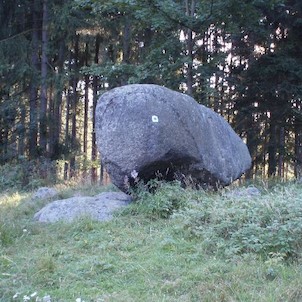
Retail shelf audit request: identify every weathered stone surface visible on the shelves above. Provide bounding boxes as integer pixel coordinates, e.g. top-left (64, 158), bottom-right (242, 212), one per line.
top-left (33, 187), bottom-right (58, 199)
top-left (34, 192), bottom-right (132, 223)
top-left (95, 84), bottom-right (251, 192)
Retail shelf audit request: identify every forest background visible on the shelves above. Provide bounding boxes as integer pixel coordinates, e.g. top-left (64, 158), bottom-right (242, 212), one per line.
top-left (0, 0), bottom-right (301, 188)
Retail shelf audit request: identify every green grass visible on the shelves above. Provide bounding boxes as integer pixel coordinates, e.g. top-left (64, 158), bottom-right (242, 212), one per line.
top-left (1, 181), bottom-right (302, 301)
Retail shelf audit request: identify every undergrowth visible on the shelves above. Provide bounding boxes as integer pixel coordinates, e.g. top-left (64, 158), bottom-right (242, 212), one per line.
top-left (122, 180), bottom-right (189, 219)
top-left (0, 159), bottom-right (57, 192)
top-left (0, 180), bottom-right (302, 301)
top-left (174, 183), bottom-right (302, 260)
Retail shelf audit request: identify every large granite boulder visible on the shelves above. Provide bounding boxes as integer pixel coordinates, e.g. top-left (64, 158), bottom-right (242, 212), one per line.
top-left (95, 84), bottom-right (251, 192)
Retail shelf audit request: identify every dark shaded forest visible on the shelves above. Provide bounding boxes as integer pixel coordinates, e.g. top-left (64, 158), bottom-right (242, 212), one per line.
top-left (0, 0), bottom-right (301, 185)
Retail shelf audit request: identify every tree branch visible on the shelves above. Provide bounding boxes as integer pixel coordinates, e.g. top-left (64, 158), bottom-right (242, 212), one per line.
top-left (146, 0), bottom-right (214, 33)
top-left (0, 29), bottom-right (39, 43)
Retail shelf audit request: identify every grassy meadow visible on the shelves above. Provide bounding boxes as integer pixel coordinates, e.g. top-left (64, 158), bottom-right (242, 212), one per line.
top-left (1, 180), bottom-right (302, 301)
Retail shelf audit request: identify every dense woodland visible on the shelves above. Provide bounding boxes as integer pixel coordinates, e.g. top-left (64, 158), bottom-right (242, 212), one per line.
top-left (0, 0), bottom-right (301, 184)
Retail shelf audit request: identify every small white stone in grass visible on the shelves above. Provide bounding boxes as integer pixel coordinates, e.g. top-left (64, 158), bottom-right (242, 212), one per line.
top-left (31, 292), bottom-right (37, 297)
top-left (23, 295), bottom-right (30, 301)
top-left (13, 293), bottom-right (19, 299)
top-left (42, 295), bottom-right (51, 302)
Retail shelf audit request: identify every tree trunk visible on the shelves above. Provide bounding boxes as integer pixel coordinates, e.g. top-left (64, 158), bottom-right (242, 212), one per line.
top-left (123, 16), bottom-right (131, 64)
top-left (278, 126), bottom-right (285, 178)
top-left (295, 122), bottom-right (302, 179)
top-left (40, 0), bottom-right (49, 155)
top-left (70, 34), bottom-right (80, 178)
top-left (121, 15), bottom-right (131, 85)
top-left (268, 117), bottom-right (277, 177)
top-left (140, 28), bottom-right (153, 63)
top-left (51, 39), bottom-right (65, 160)
top-left (18, 103), bottom-right (26, 156)
top-left (184, 0), bottom-right (195, 96)
top-left (263, 132), bottom-right (268, 178)
top-left (245, 124), bottom-right (255, 180)
top-left (0, 112), bottom-right (2, 161)
top-left (48, 82), bottom-right (54, 156)
top-left (83, 42), bottom-right (89, 179)
top-left (64, 51), bottom-right (73, 180)
top-left (29, 0), bottom-right (39, 159)
top-left (64, 86), bottom-right (71, 180)
top-left (3, 127), bottom-right (8, 159)
top-left (91, 35), bottom-right (101, 183)
top-left (0, 91), bottom-right (11, 160)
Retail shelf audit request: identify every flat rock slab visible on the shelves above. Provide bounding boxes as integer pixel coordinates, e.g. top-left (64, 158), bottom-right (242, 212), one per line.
top-left (34, 192), bottom-right (132, 223)
top-left (224, 186), bottom-right (261, 199)
top-left (33, 187), bottom-right (58, 199)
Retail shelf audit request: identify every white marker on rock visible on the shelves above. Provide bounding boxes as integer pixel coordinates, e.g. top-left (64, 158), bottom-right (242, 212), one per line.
top-left (152, 115), bottom-right (159, 123)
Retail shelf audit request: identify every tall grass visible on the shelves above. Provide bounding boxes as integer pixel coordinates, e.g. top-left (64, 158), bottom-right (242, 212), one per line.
top-left (0, 180), bottom-right (302, 301)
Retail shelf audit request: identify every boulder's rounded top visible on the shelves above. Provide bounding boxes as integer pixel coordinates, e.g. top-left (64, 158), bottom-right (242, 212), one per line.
top-left (98, 84), bottom-right (194, 104)
top-left (104, 84), bottom-right (172, 94)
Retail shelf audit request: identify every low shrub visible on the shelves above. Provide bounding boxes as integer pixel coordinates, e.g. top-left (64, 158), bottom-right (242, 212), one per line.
top-left (0, 158), bottom-right (56, 191)
top-left (175, 183), bottom-right (302, 260)
top-left (123, 180), bottom-right (190, 219)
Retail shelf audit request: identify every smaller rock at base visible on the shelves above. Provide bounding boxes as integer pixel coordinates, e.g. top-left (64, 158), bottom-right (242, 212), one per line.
top-left (34, 191), bottom-right (132, 223)
top-left (224, 186), bottom-right (261, 199)
top-left (33, 187), bottom-right (58, 199)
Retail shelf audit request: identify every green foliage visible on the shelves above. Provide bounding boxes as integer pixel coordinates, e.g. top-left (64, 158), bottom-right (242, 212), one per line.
top-left (0, 159), bottom-right (57, 191)
top-left (0, 222), bottom-right (17, 247)
top-left (1, 182), bottom-right (302, 301)
top-left (175, 183), bottom-right (302, 259)
top-left (1, 0), bottom-right (302, 181)
top-left (122, 180), bottom-right (189, 219)
top-left (81, 62), bottom-right (137, 86)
